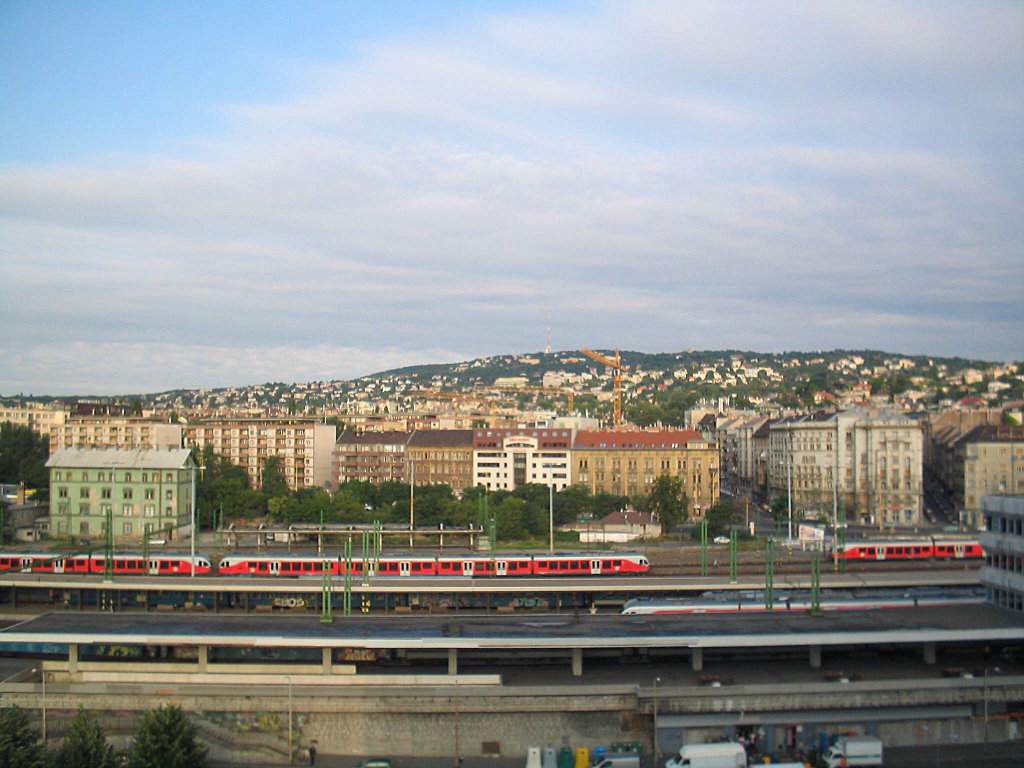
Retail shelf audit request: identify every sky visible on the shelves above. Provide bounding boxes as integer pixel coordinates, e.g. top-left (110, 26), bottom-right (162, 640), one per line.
top-left (1, 1), bottom-right (1022, 396)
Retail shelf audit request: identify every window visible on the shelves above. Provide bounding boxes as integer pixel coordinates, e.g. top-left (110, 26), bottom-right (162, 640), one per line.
top-left (145, 489), bottom-right (155, 500)
top-left (80, 488), bottom-right (90, 498)
top-left (123, 488), bottom-right (133, 499)
top-left (101, 488), bottom-right (111, 499)
top-left (58, 487), bottom-right (68, 498)
top-left (144, 505), bottom-right (155, 517)
top-left (125, 473), bottom-right (132, 482)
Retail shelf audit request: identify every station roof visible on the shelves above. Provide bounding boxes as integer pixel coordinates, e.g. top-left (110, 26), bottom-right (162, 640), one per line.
top-left (2, 604), bottom-right (1022, 651)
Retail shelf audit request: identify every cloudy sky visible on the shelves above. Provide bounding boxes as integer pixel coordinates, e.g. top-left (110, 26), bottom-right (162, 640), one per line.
top-left (1, 1), bottom-right (1022, 396)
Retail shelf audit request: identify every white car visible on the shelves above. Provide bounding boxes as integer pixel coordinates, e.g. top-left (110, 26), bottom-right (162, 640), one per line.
top-left (713, 535), bottom-right (731, 544)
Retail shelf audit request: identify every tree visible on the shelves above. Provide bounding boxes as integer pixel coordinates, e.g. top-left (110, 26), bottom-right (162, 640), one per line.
top-left (0, 422), bottom-right (49, 498)
top-left (260, 457), bottom-right (289, 499)
top-left (126, 705), bottom-right (207, 768)
top-left (51, 708), bottom-right (118, 768)
top-left (642, 475), bottom-right (689, 534)
top-left (0, 706), bottom-right (45, 768)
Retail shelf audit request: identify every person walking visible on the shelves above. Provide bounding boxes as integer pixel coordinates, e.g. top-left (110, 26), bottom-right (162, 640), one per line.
top-left (308, 744), bottom-right (317, 766)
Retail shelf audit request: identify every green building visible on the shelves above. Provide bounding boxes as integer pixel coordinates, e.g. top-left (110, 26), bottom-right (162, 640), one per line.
top-left (46, 447), bottom-right (195, 544)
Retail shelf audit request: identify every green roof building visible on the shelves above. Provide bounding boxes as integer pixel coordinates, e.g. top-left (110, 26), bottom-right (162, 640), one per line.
top-left (46, 447), bottom-right (196, 544)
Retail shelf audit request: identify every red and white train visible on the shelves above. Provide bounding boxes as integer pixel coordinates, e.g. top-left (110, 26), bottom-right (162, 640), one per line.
top-left (0, 551), bottom-right (649, 578)
top-left (830, 537), bottom-right (982, 562)
top-left (216, 552), bottom-right (650, 577)
top-left (0, 552), bottom-right (213, 576)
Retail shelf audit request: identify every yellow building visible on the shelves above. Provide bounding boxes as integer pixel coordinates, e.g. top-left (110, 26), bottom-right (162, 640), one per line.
top-left (572, 429), bottom-right (720, 519)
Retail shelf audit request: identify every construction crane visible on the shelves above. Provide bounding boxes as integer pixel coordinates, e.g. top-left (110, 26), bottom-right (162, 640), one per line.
top-left (580, 348), bottom-right (624, 427)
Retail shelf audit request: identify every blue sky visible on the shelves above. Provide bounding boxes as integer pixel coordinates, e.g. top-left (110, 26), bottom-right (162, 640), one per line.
top-left (1, 1), bottom-right (1022, 395)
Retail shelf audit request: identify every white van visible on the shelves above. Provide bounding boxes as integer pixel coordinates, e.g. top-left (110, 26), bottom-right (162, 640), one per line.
top-left (665, 742), bottom-right (746, 768)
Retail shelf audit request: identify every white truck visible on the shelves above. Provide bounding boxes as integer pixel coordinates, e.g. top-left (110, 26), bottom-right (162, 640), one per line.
top-left (822, 735), bottom-right (884, 767)
top-left (664, 742), bottom-right (746, 768)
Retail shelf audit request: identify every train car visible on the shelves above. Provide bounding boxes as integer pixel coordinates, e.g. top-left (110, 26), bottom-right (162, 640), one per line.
top-left (529, 553), bottom-right (650, 576)
top-left (216, 551), bottom-right (650, 577)
top-left (0, 551), bottom-right (213, 576)
top-left (621, 588), bottom-right (985, 615)
top-left (831, 537), bottom-right (982, 562)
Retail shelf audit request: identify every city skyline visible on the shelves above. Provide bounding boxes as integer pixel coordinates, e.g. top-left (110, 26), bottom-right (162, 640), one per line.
top-left (2, 1), bottom-right (1022, 396)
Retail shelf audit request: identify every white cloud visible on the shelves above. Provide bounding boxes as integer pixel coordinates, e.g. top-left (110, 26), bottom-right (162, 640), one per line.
top-left (1, 1), bottom-right (1022, 394)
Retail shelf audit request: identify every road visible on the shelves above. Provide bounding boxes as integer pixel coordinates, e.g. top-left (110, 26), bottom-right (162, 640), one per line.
top-left (212, 742), bottom-right (1024, 768)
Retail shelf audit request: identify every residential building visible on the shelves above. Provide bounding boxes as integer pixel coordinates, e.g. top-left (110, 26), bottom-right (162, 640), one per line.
top-left (577, 507), bottom-right (662, 544)
top-left (185, 418), bottom-right (335, 492)
top-left (46, 447), bottom-right (195, 543)
top-left (50, 416), bottom-right (183, 453)
top-left (405, 430), bottom-right (474, 492)
top-left (768, 408), bottom-right (924, 528)
top-left (0, 402), bottom-right (69, 435)
top-left (572, 429), bottom-right (719, 519)
top-left (980, 495), bottom-right (1024, 613)
top-left (334, 431), bottom-right (410, 486)
top-left (473, 427), bottom-right (574, 493)
top-left (954, 426), bottom-right (1024, 528)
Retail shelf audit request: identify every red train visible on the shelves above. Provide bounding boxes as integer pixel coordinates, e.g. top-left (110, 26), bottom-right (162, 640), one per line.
top-left (830, 537), bottom-right (983, 562)
top-left (217, 552), bottom-right (651, 577)
top-left (0, 551), bottom-right (649, 578)
top-left (0, 552), bottom-right (213, 576)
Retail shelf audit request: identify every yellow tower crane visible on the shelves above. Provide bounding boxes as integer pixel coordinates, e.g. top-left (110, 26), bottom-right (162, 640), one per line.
top-left (580, 347), bottom-right (624, 428)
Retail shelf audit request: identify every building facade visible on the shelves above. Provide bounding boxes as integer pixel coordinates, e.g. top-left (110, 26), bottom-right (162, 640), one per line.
top-left (768, 408), bottom-right (924, 528)
top-left (333, 431), bottom-right (411, 486)
top-left (405, 430), bottom-right (474, 492)
top-left (955, 426), bottom-right (1024, 528)
top-left (0, 403), bottom-right (69, 435)
top-left (980, 494), bottom-right (1024, 613)
top-left (572, 429), bottom-right (720, 519)
top-left (46, 447), bottom-right (195, 543)
top-left (49, 416), bottom-right (183, 453)
top-left (185, 419), bottom-right (336, 492)
top-left (472, 428), bottom-right (573, 493)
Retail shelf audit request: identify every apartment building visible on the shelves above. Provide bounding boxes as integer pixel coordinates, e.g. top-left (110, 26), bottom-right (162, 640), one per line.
top-left (980, 495), bottom-right (1024, 613)
top-left (334, 431), bottom-right (410, 486)
top-left (185, 418), bottom-right (335, 492)
top-left (473, 427), bottom-right (573, 493)
top-left (46, 447), bottom-right (195, 543)
top-left (406, 430), bottom-right (474, 492)
top-left (49, 416), bottom-right (183, 453)
top-left (768, 408), bottom-right (924, 527)
top-left (572, 429), bottom-right (720, 519)
top-left (954, 425), bottom-right (1024, 528)
top-left (0, 403), bottom-right (69, 435)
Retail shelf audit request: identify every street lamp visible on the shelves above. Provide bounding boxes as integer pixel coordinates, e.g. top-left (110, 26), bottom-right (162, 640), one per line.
top-left (652, 677), bottom-right (661, 762)
top-left (31, 666), bottom-right (46, 745)
top-left (543, 463), bottom-right (557, 552)
top-left (190, 463), bottom-right (197, 578)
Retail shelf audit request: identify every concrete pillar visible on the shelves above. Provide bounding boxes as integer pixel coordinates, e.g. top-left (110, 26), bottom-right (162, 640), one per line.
top-left (322, 647), bottom-right (332, 674)
top-left (691, 648), bottom-right (703, 673)
top-left (572, 648), bottom-right (583, 677)
top-left (809, 645), bottom-right (822, 669)
top-left (448, 648), bottom-right (458, 676)
top-left (924, 642), bottom-right (936, 665)
top-left (197, 645), bottom-right (208, 673)
top-left (69, 644), bottom-right (78, 674)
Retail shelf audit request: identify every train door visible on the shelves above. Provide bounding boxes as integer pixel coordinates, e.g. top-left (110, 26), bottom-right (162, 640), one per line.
top-left (148, 558), bottom-right (160, 575)
top-left (462, 560), bottom-right (474, 577)
top-left (270, 561), bottom-right (281, 576)
top-left (876, 547), bottom-right (886, 561)
top-left (495, 560), bottom-right (507, 576)
top-left (399, 561), bottom-right (411, 577)
top-left (53, 558), bottom-right (64, 574)
top-left (590, 559), bottom-right (602, 575)
top-left (954, 543), bottom-right (965, 559)
top-left (20, 557), bottom-right (32, 572)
